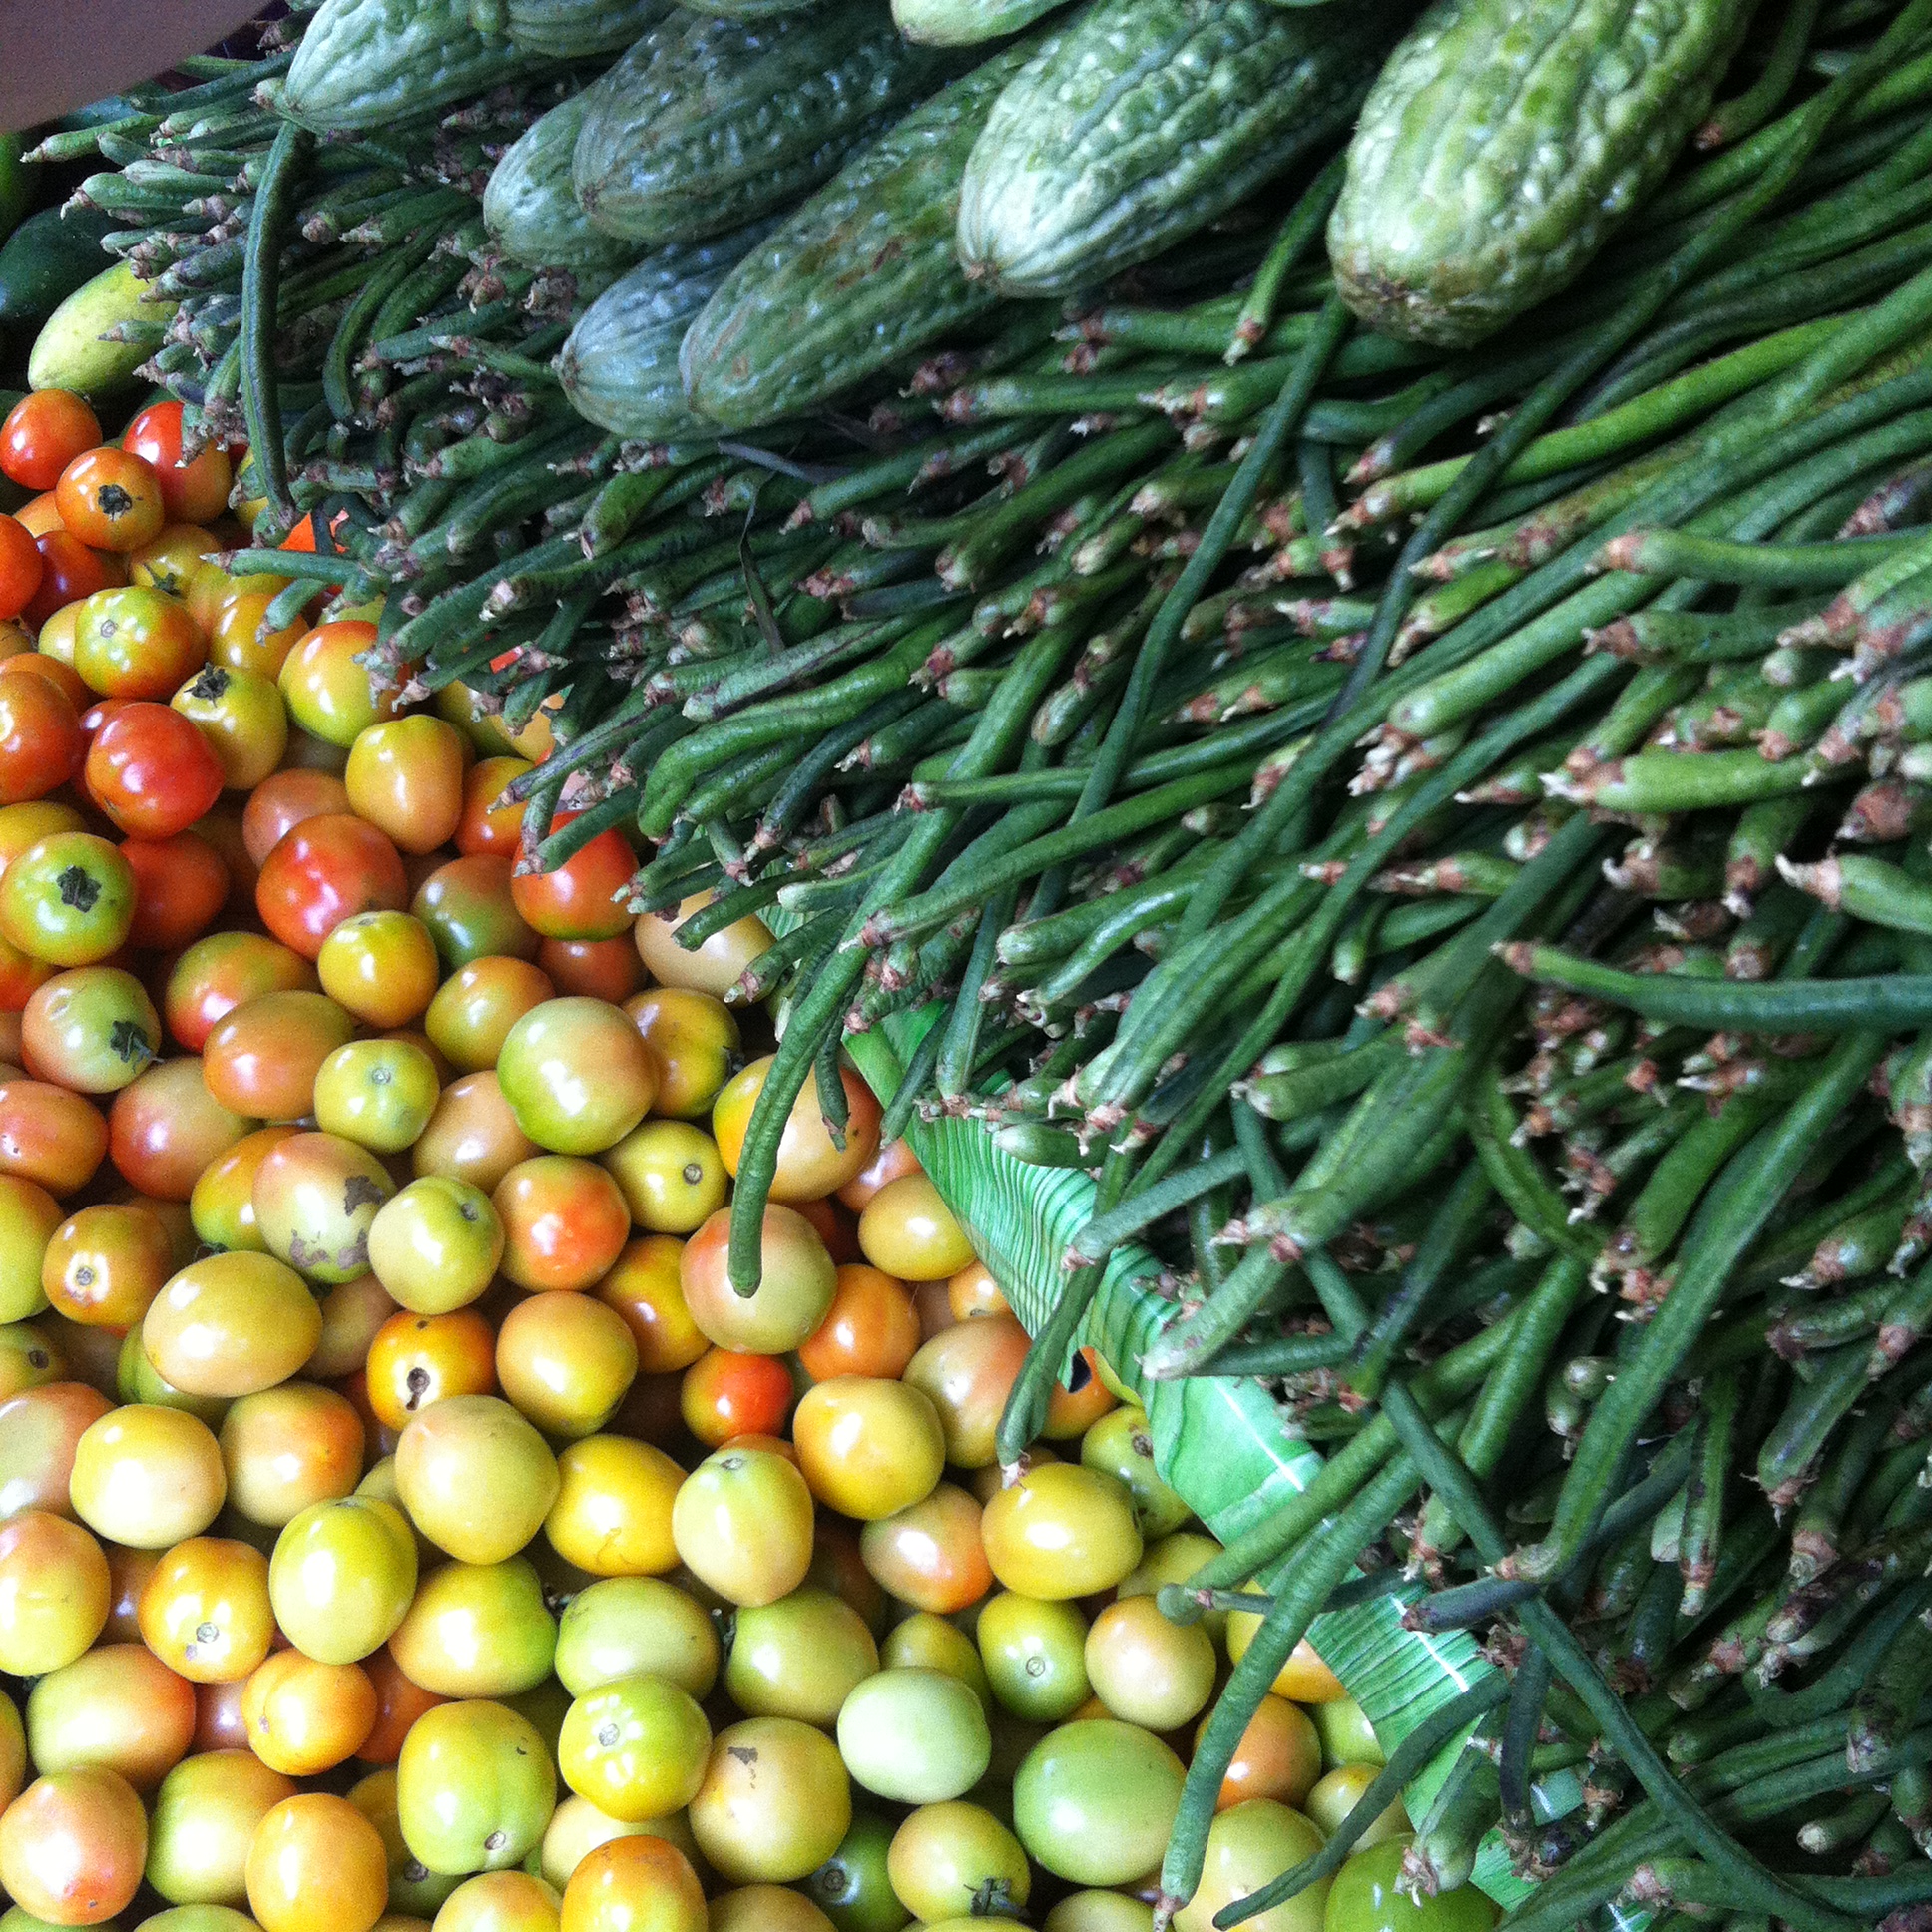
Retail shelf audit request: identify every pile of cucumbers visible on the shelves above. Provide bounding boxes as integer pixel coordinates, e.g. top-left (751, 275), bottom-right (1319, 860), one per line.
top-left (44, 0), bottom-right (1932, 1924)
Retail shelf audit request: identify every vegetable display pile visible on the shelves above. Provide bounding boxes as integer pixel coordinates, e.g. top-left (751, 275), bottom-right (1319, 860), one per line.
top-left (17, 0), bottom-right (1932, 1925)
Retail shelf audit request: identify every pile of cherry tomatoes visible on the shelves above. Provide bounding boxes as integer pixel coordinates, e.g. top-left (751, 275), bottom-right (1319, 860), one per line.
top-left (0, 385), bottom-right (1486, 1932)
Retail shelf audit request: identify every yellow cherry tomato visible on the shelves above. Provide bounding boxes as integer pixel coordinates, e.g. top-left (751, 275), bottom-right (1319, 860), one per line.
top-left (856, 1176), bottom-right (974, 1282)
top-left (980, 1465), bottom-right (1142, 1601)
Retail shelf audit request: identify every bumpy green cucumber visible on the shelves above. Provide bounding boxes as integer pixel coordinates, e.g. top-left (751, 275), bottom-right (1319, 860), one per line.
top-left (505, 0), bottom-right (671, 55)
top-left (557, 229), bottom-right (771, 439)
top-left (892, 0), bottom-right (1065, 39)
top-left (955, 0), bottom-right (1402, 298)
top-left (571, 6), bottom-right (950, 247)
top-left (484, 96), bottom-right (638, 275)
top-left (1328, 0), bottom-right (1759, 346)
top-left (680, 41), bottom-right (1038, 430)
top-left (283, 0), bottom-right (540, 130)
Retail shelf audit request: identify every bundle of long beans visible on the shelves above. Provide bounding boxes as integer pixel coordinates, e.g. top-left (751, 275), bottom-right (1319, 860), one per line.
top-left (64, 0), bottom-right (1932, 1924)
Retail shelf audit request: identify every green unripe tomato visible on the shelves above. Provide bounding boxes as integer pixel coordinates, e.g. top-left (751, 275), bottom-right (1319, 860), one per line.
top-left (1321, 1838), bottom-right (1499, 1932)
top-left (835, 1668), bottom-right (990, 1804)
top-left (724, 1587), bottom-right (878, 1727)
top-left (976, 1591), bottom-right (1089, 1723)
top-left (1079, 1405), bottom-right (1191, 1539)
top-left (388, 1556), bottom-right (557, 1698)
top-left (367, 1176), bottom-right (504, 1315)
top-left (1314, 1695), bottom-right (1385, 1770)
top-left (557, 1671), bottom-right (712, 1822)
top-left (553, 1576), bottom-right (719, 1701)
top-left (313, 1038), bottom-right (441, 1153)
top-left (800, 1812), bottom-right (908, 1932)
top-left (1306, 1764), bottom-right (1407, 1849)
top-left (1179, 1799), bottom-right (1329, 1932)
top-left (885, 1801), bottom-right (1029, 1925)
top-left (1012, 1718), bottom-right (1183, 1887)
top-left (396, 1698), bottom-right (557, 1876)
top-left (1043, 1895), bottom-right (1156, 1931)
top-left (269, 1494), bottom-right (418, 1663)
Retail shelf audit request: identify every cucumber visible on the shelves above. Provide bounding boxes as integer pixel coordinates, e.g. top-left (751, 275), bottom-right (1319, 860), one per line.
top-left (956, 0), bottom-right (1403, 298)
top-left (572, 4), bottom-right (951, 247)
top-left (484, 96), bottom-right (639, 275)
top-left (27, 259), bottom-right (177, 400)
top-left (505, 0), bottom-right (673, 56)
top-left (283, 0), bottom-right (543, 131)
top-left (0, 207), bottom-right (119, 333)
top-left (0, 137), bottom-right (36, 245)
top-left (1328, 0), bottom-right (1760, 346)
top-left (557, 228), bottom-right (772, 440)
top-left (893, 0), bottom-right (1066, 41)
top-left (681, 40), bottom-right (1037, 431)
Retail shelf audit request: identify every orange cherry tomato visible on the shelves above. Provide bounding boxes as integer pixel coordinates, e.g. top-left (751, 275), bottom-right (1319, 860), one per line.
top-left (712, 1056), bottom-right (880, 1205)
top-left (1, 392), bottom-right (103, 492)
top-left (41, 1201), bottom-right (174, 1327)
top-left (201, 988), bottom-right (356, 1121)
top-left (242, 1649), bottom-right (378, 1773)
top-left (560, 1833), bottom-right (705, 1932)
top-left (163, 931), bottom-right (317, 1053)
top-left (256, 813), bottom-right (408, 960)
top-left (14, 491), bottom-right (62, 538)
top-left (344, 716), bottom-right (469, 856)
top-left (411, 1070), bottom-right (537, 1194)
top-left (137, 1534), bottom-right (273, 1684)
top-left (0, 1766), bottom-right (148, 1924)
top-left (454, 756), bottom-right (530, 856)
top-left (245, 1792), bottom-right (389, 1932)
top-left (358, 1647), bottom-right (447, 1764)
top-left (241, 766), bottom-right (352, 867)
top-left (798, 1264), bottom-right (921, 1383)
top-left (0, 514), bottom-right (44, 623)
top-left (858, 1480), bottom-right (993, 1615)
top-left (107, 1057), bottom-right (251, 1201)
top-left (594, 1235), bottom-right (708, 1376)
top-left (122, 401), bottom-right (234, 525)
top-left (495, 1155), bottom-right (632, 1293)
top-left (316, 909), bottom-right (442, 1029)
top-left (22, 532), bottom-right (124, 633)
top-left (679, 1346), bottom-right (794, 1449)
top-left (209, 589), bottom-right (307, 682)
top-left (84, 702), bottom-right (224, 837)
top-left (55, 448), bottom-right (167, 554)
top-left (364, 1307), bottom-right (499, 1433)
top-left (0, 1079), bottom-right (109, 1194)
top-left (510, 817), bottom-right (636, 943)
top-left (121, 831), bottom-right (231, 951)
top-left (0, 665), bottom-right (83, 802)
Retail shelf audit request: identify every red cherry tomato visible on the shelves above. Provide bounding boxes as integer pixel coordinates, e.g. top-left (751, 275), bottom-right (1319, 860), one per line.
top-left (0, 515), bottom-right (44, 622)
top-left (255, 813), bottom-right (408, 960)
top-left (0, 391), bottom-right (102, 492)
top-left (22, 532), bottom-right (123, 631)
top-left (85, 703), bottom-right (225, 838)
top-left (508, 815), bottom-right (637, 942)
top-left (121, 401), bottom-right (233, 526)
top-left (121, 833), bottom-right (232, 951)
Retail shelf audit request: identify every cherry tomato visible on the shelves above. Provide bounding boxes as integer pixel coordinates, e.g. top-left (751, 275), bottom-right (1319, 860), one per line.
top-left (794, 1375), bottom-right (945, 1522)
top-left (0, 515), bottom-right (45, 625)
top-left (69, 1403), bottom-right (227, 1547)
top-left (346, 716), bottom-right (469, 855)
top-left (511, 818), bottom-right (636, 943)
top-left (721, 1585), bottom-right (876, 1729)
top-left (41, 1200), bottom-right (173, 1327)
top-left (137, 1535), bottom-right (273, 1684)
top-left (454, 756), bottom-right (531, 856)
top-left (163, 933), bottom-right (314, 1053)
top-left (310, 1272), bottom-right (399, 1380)
top-left (886, 1801), bottom-right (1027, 1925)
top-left (256, 812), bottom-right (408, 959)
top-left (553, 1575), bottom-right (719, 1702)
top-left (1, 392), bottom-right (103, 492)
top-left (0, 1765), bottom-right (148, 1924)
top-left (495, 1155), bottom-right (631, 1293)
top-left (142, 1250), bottom-right (323, 1400)
top-left (537, 935), bottom-right (643, 1005)
top-left (415, 854), bottom-right (540, 969)
top-left (395, 1393), bottom-right (560, 1566)
top-left (123, 402), bottom-right (234, 524)
top-left (1014, 1720), bottom-right (1183, 1890)
top-left (107, 1056), bottom-right (251, 1200)
top-left (497, 1293), bottom-right (639, 1440)
top-left (22, 531), bottom-right (123, 633)
top-left (0, 832), bottom-right (134, 966)
top-left (394, 1694), bottom-right (557, 1875)
top-left (0, 1081), bottom-right (109, 1196)
top-left (678, 1205), bottom-right (834, 1356)
top-left (172, 662), bottom-right (288, 791)
top-left (671, 1444), bottom-right (814, 1608)
top-left (240, 766), bottom-right (351, 866)
top-left (72, 585), bottom-right (204, 699)
top-left (129, 522), bottom-right (221, 600)
top-left (316, 908), bottom-right (442, 1028)
top-left (313, 1037), bottom-right (440, 1154)
top-left (246, 1792), bottom-right (389, 1932)
top-left (0, 1508), bottom-right (110, 1675)
top-left (14, 489), bottom-right (63, 537)
top-left (559, 1833), bottom-right (704, 1932)
top-left (857, 1176), bottom-right (974, 1282)
top-left (267, 1493), bottom-right (418, 1665)
top-left (689, 1717), bottom-right (850, 1884)
top-left (903, 1316), bottom-right (1030, 1470)
top-left (713, 1056), bottom-right (880, 1205)
top-left (279, 622), bottom-right (400, 747)
top-left (55, 447), bottom-right (166, 552)
top-left (146, 1747), bottom-right (295, 1906)
top-left (592, 1236), bottom-right (706, 1376)
top-left (364, 1306), bottom-right (498, 1433)
top-left (19, 964), bottom-right (155, 1092)
top-left (121, 831), bottom-right (231, 952)
top-left (208, 587), bottom-right (306, 682)
top-left (557, 1671), bottom-right (710, 1823)
top-left (412, 1070), bottom-right (538, 1194)
top-left (678, 1346), bottom-right (793, 1449)
top-left (242, 1648), bottom-right (378, 1773)
top-left (633, 892), bottom-right (772, 1001)
top-left (84, 701), bottom-right (224, 837)
top-left (221, 1380), bottom-right (364, 1526)
top-left (798, 1264), bottom-right (920, 1383)
top-left (367, 1175), bottom-right (504, 1316)
top-left (425, 956), bottom-right (554, 1074)
top-left (858, 1480), bottom-right (991, 1616)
